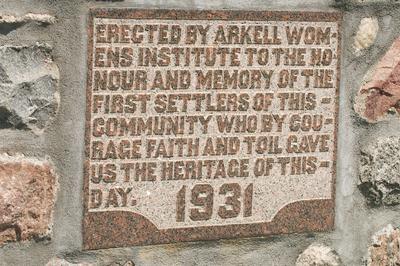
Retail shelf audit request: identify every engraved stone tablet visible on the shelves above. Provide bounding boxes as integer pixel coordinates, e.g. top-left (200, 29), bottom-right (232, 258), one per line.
top-left (83, 9), bottom-right (341, 249)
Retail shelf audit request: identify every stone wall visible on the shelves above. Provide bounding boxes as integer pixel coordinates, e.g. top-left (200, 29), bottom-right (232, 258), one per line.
top-left (1, 0), bottom-right (400, 265)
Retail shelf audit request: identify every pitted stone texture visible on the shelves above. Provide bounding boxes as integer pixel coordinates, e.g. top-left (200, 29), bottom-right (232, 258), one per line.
top-left (359, 137), bottom-right (400, 206)
top-left (0, 43), bottom-right (59, 134)
top-left (0, 154), bottom-right (58, 245)
top-left (0, 13), bottom-right (55, 35)
top-left (296, 243), bottom-right (342, 266)
top-left (354, 37), bottom-right (400, 123)
top-left (367, 224), bottom-right (400, 266)
top-left (353, 17), bottom-right (379, 55)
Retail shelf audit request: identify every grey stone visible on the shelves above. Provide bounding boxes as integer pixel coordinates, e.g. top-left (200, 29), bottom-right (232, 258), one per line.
top-left (0, 13), bottom-right (55, 35)
top-left (296, 243), bottom-right (342, 266)
top-left (367, 224), bottom-right (400, 266)
top-left (343, 0), bottom-right (400, 4)
top-left (46, 258), bottom-right (135, 266)
top-left (359, 137), bottom-right (400, 206)
top-left (108, 260), bottom-right (135, 266)
top-left (0, 43), bottom-right (59, 134)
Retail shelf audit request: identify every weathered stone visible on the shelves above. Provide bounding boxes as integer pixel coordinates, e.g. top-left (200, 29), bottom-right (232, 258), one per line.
top-left (46, 258), bottom-right (134, 266)
top-left (87, 0), bottom-right (123, 2)
top-left (83, 9), bottom-right (340, 250)
top-left (367, 224), bottom-right (400, 266)
top-left (0, 13), bottom-right (55, 34)
top-left (296, 243), bottom-right (342, 266)
top-left (354, 37), bottom-right (400, 123)
top-left (108, 260), bottom-right (135, 266)
top-left (0, 43), bottom-right (59, 133)
top-left (46, 258), bottom-right (95, 266)
top-left (339, 0), bottom-right (400, 4)
top-left (358, 136), bottom-right (400, 206)
top-left (0, 154), bottom-right (58, 245)
top-left (353, 17), bottom-right (379, 55)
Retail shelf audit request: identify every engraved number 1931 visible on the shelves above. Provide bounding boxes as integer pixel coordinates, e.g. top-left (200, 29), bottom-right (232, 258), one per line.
top-left (176, 183), bottom-right (253, 222)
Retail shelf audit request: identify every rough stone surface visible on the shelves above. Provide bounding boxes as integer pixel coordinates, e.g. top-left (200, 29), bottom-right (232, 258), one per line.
top-left (296, 243), bottom-right (342, 266)
top-left (340, 0), bottom-right (400, 4)
top-left (0, 154), bottom-right (58, 245)
top-left (353, 17), bottom-right (379, 55)
top-left (358, 136), bottom-right (400, 206)
top-left (367, 224), bottom-right (400, 266)
top-left (1, 0), bottom-right (400, 265)
top-left (354, 37), bottom-right (400, 123)
top-left (46, 258), bottom-right (134, 266)
top-left (0, 13), bottom-right (55, 34)
top-left (109, 260), bottom-right (135, 266)
top-left (46, 258), bottom-right (95, 266)
top-left (0, 43), bottom-right (59, 133)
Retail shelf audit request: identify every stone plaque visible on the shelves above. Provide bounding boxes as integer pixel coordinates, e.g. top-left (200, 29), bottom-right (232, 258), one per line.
top-left (83, 9), bottom-right (341, 249)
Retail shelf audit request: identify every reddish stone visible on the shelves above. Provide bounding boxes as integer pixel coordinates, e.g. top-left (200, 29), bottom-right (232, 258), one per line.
top-left (0, 154), bottom-right (58, 245)
top-left (368, 225), bottom-right (400, 266)
top-left (83, 8), bottom-right (340, 250)
top-left (355, 37), bottom-right (400, 122)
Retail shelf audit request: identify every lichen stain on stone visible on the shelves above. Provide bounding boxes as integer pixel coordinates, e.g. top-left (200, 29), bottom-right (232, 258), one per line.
top-left (0, 154), bottom-right (58, 246)
top-left (0, 13), bottom-right (56, 35)
top-left (354, 37), bottom-right (400, 123)
top-left (0, 43), bottom-right (60, 134)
